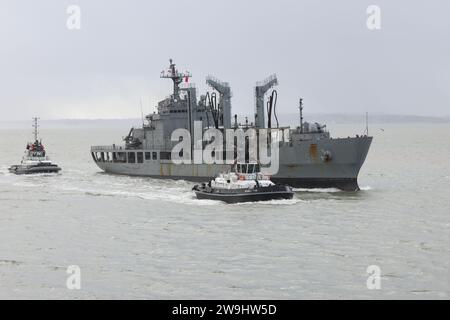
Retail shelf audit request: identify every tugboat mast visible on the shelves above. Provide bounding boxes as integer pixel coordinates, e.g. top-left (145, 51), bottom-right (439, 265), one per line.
top-left (32, 117), bottom-right (39, 141)
top-left (160, 59), bottom-right (191, 99)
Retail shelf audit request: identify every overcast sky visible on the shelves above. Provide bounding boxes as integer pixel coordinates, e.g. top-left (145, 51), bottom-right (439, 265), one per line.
top-left (1, 0), bottom-right (449, 120)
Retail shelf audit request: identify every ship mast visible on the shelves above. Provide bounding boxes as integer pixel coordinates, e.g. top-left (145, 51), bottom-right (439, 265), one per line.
top-left (365, 112), bottom-right (369, 136)
top-left (160, 59), bottom-right (191, 99)
top-left (32, 117), bottom-right (39, 142)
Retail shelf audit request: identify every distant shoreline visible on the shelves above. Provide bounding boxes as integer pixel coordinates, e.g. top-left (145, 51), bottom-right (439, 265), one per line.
top-left (1, 113), bottom-right (449, 129)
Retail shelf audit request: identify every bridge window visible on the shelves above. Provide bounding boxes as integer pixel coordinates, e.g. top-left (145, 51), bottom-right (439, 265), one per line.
top-left (152, 152), bottom-right (157, 160)
top-left (114, 152), bottom-right (126, 163)
top-left (137, 152), bottom-right (144, 163)
top-left (145, 152), bottom-right (151, 160)
top-left (237, 164), bottom-right (250, 173)
top-left (127, 152), bottom-right (136, 164)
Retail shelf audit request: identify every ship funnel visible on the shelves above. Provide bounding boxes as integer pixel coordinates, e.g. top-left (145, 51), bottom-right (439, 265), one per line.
top-left (255, 74), bottom-right (278, 129)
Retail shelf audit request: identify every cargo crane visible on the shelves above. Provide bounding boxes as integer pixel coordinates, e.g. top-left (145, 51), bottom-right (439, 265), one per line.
top-left (206, 76), bottom-right (232, 129)
top-left (254, 74), bottom-right (278, 129)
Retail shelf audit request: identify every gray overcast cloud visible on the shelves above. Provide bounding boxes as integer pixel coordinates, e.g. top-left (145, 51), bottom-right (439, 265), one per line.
top-left (0, 0), bottom-right (449, 120)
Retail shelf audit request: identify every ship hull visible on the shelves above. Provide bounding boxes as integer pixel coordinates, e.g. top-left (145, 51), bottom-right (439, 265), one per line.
top-left (270, 177), bottom-right (358, 191)
top-left (91, 136), bottom-right (372, 191)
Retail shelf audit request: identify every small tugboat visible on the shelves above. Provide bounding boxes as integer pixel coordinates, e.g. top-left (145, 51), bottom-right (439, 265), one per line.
top-left (8, 118), bottom-right (61, 175)
top-left (193, 162), bottom-right (294, 203)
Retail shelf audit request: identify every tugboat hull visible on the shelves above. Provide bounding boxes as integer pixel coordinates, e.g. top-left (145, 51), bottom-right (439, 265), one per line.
top-left (8, 165), bottom-right (61, 175)
top-left (193, 185), bottom-right (294, 204)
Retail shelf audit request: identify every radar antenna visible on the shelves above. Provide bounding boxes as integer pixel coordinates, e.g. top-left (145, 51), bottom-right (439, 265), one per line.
top-left (160, 59), bottom-right (191, 98)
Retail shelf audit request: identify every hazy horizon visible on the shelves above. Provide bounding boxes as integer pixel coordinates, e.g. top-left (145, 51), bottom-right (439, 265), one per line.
top-left (1, 0), bottom-right (450, 120)
top-left (1, 111), bottom-right (450, 121)
top-left (1, 112), bottom-right (448, 131)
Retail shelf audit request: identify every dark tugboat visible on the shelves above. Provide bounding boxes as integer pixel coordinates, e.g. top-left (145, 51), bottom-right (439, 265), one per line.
top-left (8, 118), bottom-right (61, 175)
top-left (193, 162), bottom-right (294, 203)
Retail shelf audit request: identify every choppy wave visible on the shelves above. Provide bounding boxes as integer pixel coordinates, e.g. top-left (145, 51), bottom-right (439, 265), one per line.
top-left (2, 126), bottom-right (450, 299)
top-left (293, 187), bottom-right (341, 193)
top-left (50, 178), bottom-right (208, 206)
top-left (6, 170), bottom-right (307, 206)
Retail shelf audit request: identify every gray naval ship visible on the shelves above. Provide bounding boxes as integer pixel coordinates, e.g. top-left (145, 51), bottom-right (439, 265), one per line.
top-left (91, 60), bottom-right (372, 191)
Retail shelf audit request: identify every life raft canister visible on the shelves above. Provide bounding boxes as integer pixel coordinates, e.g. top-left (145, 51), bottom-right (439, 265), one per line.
top-left (321, 150), bottom-right (332, 162)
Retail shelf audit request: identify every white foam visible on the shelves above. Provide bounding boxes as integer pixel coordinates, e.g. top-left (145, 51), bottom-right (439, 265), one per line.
top-left (231, 198), bottom-right (302, 206)
top-left (53, 181), bottom-right (210, 206)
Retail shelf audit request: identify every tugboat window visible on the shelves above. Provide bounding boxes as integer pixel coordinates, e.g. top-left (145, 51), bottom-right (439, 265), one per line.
top-left (127, 152), bottom-right (136, 163)
top-left (248, 164), bottom-right (255, 173)
top-left (152, 152), bottom-right (157, 160)
top-left (145, 152), bottom-right (151, 160)
top-left (137, 152), bottom-right (144, 163)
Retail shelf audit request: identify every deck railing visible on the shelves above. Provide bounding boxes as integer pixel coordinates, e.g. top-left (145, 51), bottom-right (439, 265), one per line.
top-left (91, 145), bottom-right (125, 151)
